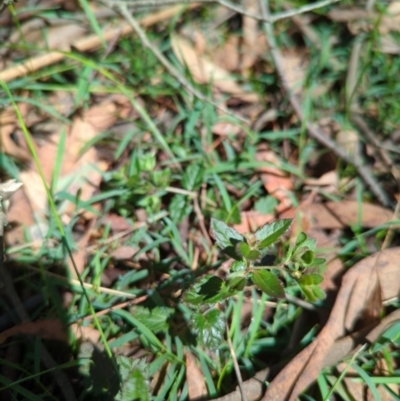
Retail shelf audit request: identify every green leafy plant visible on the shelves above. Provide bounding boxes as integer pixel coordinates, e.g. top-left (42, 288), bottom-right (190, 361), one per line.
top-left (182, 218), bottom-right (326, 349)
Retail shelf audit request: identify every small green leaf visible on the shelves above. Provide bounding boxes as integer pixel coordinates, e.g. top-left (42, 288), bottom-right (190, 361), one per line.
top-left (312, 286), bottom-right (326, 300)
top-left (191, 309), bottom-right (225, 350)
top-left (299, 274), bottom-right (324, 286)
top-left (227, 276), bottom-right (246, 292)
top-left (300, 285), bottom-right (316, 302)
top-left (246, 249), bottom-right (261, 260)
top-left (300, 250), bottom-right (315, 265)
top-left (231, 260), bottom-right (246, 273)
top-left (300, 284), bottom-right (326, 302)
top-left (311, 257), bottom-right (326, 266)
top-left (211, 218), bottom-right (245, 260)
top-left (295, 232), bottom-right (307, 246)
top-left (236, 242), bottom-right (251, 257)
top-left (252, 270), bottom-right (285, 299)
top-left (255, 219), bottom-right (292, 250)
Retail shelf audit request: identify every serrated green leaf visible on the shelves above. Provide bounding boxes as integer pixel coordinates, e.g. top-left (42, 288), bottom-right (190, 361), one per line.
top-left (295, 232), bottom-right (307, 246)
top-left (115, 357), bottom-right (150, 401)
top-left (183, 275), bottom-right (214, 305)
top-left (198, 276), bottom-right (223, 297)
top-left (255, 219), bottom-right (292, 250)
top-left (299, 274), bottom-right (324, 286)
top-left (130, 306), bottom-right (174, 333)
top-left (191, 309), bottom-right (225, 350)
top-left (210, 218), bottom-right (244, 260)
top-left (252, 270), bottom-right (285, 298)
top-left (183, 275), bottom-right (231, 305)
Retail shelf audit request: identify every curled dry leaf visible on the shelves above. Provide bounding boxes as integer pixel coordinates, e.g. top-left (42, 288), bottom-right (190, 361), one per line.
top-left (0, 179), bottom-right (23, 201)
top-left (171, 34), bottom-right (259, 103)
top-left (263, 247), bottom-right (400, 401)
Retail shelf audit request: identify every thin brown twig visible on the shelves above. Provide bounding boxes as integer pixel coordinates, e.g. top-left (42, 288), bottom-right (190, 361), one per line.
top-left (114, 0), bottom-right (340, 23)
top-left (80, 295), bottom-right (148, 321)
top-left (258, 0), bottom-right (393, 208)
top-left (226, 322), bottom-right (247, 401)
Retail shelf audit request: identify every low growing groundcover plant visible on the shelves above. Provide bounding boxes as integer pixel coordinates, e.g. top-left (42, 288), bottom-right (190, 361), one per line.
top-left (179, 217), bottom-right (326, 349)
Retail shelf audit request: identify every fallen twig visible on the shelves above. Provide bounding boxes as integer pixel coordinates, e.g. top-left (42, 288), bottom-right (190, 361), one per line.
top-left (0, 4), bottom-right (199, 82)
top-left (112, 0), bottom-right (340, 24)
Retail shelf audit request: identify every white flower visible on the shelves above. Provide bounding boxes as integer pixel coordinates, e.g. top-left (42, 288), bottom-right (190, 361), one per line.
top-left (0, 179), bottom-right (23, 201)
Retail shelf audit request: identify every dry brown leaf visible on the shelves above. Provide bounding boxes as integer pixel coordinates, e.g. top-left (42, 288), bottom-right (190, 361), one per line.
top-left (103, 213), bottom-right (134, 232)
top-left (0, 123), bottom-right (31, 161)
top-left (36, 98), bottom-right (118, 204)
top-left (299, 200), bottom-right (394, 229)
top-left (303, 171), bottom-right (338, 187)
top-left (212, 121), bottom-right (242, 136)
top-left (380, 2), bottom-right (400, 35)
top-left (6, 186), bottom-right (36, 245)
top-left (68, 220), bottom-right (94, 276)
top-left (171, 35), bottom-right (259, 103)
top-left (111, 245), bottom-right (138, 260)
top-left (0, 319), bottom-right (67, 344)
top-left (279, 49), bottom-right (308, 95)
top-left (336, 129), bottom-right (359, 156)
top-left (186, 352), bottom-right (208, 400)
top-left (19, 170), bottom-right (48, 217)
top-left (213, 36), bottom-right (241, 72)
top-left (234, 211), bottom-right (274, 235)
top-left (263, 247), bottom-right (400, 401)
top-left (70, 323), bottom-right (100, 343)
top-left (255, 147), bottom-right (293, 213)
top-left (378, 34), bottom-right (400, 54)
top-left (8, 21), bottom-right (87, 52)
